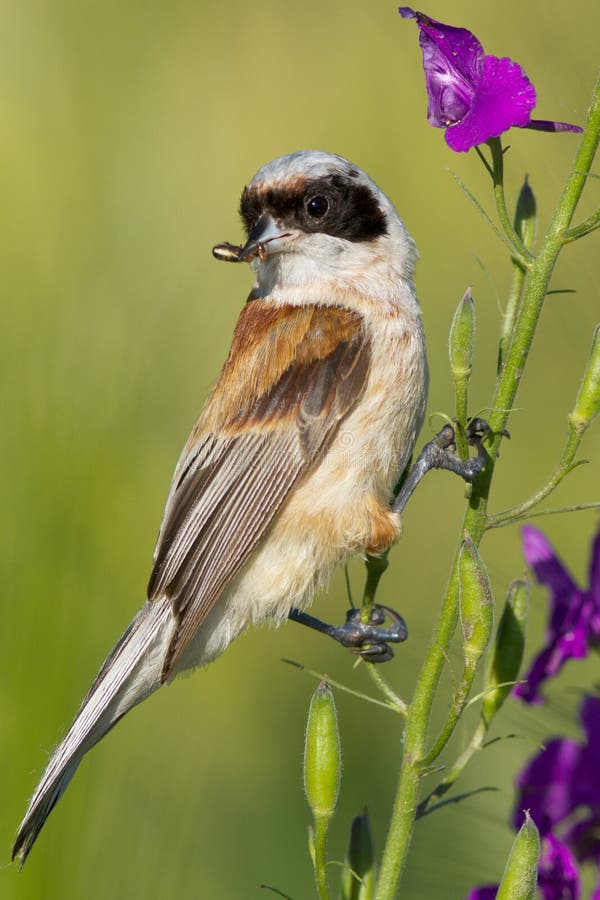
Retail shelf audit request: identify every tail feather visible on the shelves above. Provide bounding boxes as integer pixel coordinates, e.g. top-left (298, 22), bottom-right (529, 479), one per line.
top-left (13, 598), bottom-right (174, 865)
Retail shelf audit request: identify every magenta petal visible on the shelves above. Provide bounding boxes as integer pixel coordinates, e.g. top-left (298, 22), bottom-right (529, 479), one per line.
top-left (400, 8), bottom-right (484, 127)
top-left (466, 887), bottom-right (498, 900)
top-left (522, 526), bottom-right (579, 600)
top-left (538, 834), bottom-right (581, 900)
top-left (445, 55), bottom-right (536, 152)
top-left (514, 738), bottom-right (582, 831)
top-left (580, 696), bottom-right (600, 756)
top-left (589, 528), bottom-right (600, 599)
top-left (527, 119), bottom-right (583, 134)
top-left (565, 813), bottom-right (600, 865)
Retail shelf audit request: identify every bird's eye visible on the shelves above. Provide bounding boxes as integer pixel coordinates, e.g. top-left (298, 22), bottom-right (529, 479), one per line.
top-left (305, 195), bottom-right (329, 218)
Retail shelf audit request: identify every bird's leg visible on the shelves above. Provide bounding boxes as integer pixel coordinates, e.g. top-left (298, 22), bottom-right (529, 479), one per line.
top-left (288, 605), bottom-right (407, 662)
top-left (289, 419), bottom-right (493, 662)
top-left (392, 417), bottom-right (491, 516)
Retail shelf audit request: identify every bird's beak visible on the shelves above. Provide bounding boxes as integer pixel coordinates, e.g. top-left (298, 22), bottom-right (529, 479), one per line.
top-left (238, 214), bottom-right (291, 261)
top-left (212, 214), bottom-right (292, 263)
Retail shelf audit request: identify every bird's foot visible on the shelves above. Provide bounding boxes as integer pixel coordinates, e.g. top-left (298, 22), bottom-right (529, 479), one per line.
top-left (288, 604), bottom-right (407, 662)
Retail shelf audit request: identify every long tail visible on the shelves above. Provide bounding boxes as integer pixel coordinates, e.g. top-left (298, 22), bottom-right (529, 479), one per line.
top-left (13, 598), bottom-right (175, 865)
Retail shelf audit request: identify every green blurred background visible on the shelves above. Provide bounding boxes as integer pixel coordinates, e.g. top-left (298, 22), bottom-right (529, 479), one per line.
top-left (2, 1), bottom-right (599, 897)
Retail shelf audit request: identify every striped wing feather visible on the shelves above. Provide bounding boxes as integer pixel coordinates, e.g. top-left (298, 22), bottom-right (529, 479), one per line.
top-left (148, 302), bottom-right (371, 679)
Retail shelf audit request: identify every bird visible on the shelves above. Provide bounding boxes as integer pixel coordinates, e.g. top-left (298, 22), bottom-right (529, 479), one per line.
top-left (13, 150), bottom-right (429, 864)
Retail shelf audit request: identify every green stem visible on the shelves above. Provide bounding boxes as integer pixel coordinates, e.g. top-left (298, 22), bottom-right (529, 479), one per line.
top-left (498, 261), bottom-right (526, 373)
top-left (454, 378), bottom-right (470, 460)
top-left (417, 718), bottom-right (488, 817)
top-left (361, 552), bottom-right (390, 622)
top-left (421, 660), bottom-right (479, 768)
top-left (374, 74), bottom-right (600, 900)
top-left (364, 663), bottom-right (407, 714)
top-left (450, 170), bottom-right (531, 268)
top-left (313, 817), bottom-right (331, 900)
top-left (563, 206), bottom-right (600, 241)
top-left (487, 500), bottom-right (600, 528)
top-left (487, 423), bottom-right (586, 529)
top-left (487, 138), bottom-right (535, 266)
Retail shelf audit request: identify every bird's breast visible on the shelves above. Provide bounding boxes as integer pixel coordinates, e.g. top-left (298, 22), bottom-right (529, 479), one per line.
top-left (277, 308), bottom-right (428, 555)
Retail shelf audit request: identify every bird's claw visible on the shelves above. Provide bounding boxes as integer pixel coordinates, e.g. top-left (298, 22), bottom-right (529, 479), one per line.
top-left (428, 417), bottom-right (497, 484)
top-left (332, 605), bottom-right (408, 663)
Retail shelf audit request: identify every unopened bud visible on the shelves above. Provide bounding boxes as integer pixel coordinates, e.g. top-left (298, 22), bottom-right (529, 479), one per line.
top-left (514, 176), bottom-right (537, 250)
top-left (449, 288), bottom-right (475, 381)
top-left (496, 812), bottom-right (540, 900)
top-left (482, 579), bottom-right (529, 724)
top-left (304, 680), bottom-right (342, 822)
top-left (459, 535), bottom-right (494, 668)
top-left (341, 809), bottom-right (375, 900)
top-left (569, 324), bottom-right (600, 433)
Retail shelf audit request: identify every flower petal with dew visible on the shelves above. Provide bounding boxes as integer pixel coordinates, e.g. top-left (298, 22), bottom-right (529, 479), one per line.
top-left (399, 8), bottom-right (582, 152)
top-left (515, 526), bottom-right (600, 704)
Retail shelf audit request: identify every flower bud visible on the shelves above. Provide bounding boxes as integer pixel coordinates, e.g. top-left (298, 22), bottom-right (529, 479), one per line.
top-left (449, 288), bottom-right (475, 381)
top-left (341, 810), bottom-right (375, 900)
top-left (482, 579), bottom-right (529, 724)
top-left (496, 812), bottom-right (540, 900)
top-left (304, 680), bottom-right (342, 822)
top-left (514, 176), bottom-right (537, 250)
top-left (459, 535), bottom-right (494, 668)
top-left (569, 324), bottom-right (600, 433)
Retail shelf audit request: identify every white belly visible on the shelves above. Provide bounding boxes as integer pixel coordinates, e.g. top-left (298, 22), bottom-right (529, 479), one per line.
top-left (173, 311), bottom-right (428, 675)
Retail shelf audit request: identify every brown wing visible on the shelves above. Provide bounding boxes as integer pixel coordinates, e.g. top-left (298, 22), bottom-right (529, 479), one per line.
top-left (148, 301), bottom-right (371, 680)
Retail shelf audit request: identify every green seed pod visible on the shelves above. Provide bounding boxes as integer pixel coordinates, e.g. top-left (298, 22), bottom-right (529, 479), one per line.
top-left (514, 176), bottom-right (537, 250)
top-left (482, 579), bottom-right (529, 724)
top-left (449, 288), bottom-right (475, 381)
top-left (459, 535), bottom-right (494, 668)
top-left (341, 810), bottom-right (375, 900)
top-left (569, 324), bottom-right (600, 433)
top-left (304, 680), bottom-right (342, 821)
top-left (496, 812), bottom-right (541, 900)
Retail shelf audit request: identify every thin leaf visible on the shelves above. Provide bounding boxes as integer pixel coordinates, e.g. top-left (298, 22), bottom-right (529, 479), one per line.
top-left (417, 786), bottom-right (499, 819)
top-left (258, 884), bottom-right (297, 899)
top-left (281, 659), bottom-right (399, 713)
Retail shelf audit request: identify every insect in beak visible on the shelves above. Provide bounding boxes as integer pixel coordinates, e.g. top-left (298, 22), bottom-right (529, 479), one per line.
top-left (213, 213), bottom-right (291, 263)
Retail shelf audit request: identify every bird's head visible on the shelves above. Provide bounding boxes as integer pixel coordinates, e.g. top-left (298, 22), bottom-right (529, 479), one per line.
top-left (213, 151), bottom-right (417, 307)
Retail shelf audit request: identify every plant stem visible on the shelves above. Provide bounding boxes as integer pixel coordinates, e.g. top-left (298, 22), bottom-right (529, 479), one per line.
top-left (314, 818), bottom-right (331, 900)
top-left (361, 552), bottom-right (390, 622)
top-left (487, 500), bottom-right (600, 528)
top-left (498, 261), bottom-right (526, 373)
top-left (374, 73), bottom-right (600, 900)
top-left (417, 718), bottom-right (488, 817)
top-left (454, 378), bottom-right (470, 460)
top-left (364, 663), bottom-right (407, 714)
top-left (486, 424), bottom-right (586, 529)
top-left (563, 206), bottom-right (600, 241)
top-left (488, 138), bottom-right (535, 266)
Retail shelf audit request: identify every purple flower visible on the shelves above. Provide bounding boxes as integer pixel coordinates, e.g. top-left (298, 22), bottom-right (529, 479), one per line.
top-left (399, 8), bottom-right (582, 152)
top-left (513, 696), bottom-right (600, 896)
top-left (538, 834), bottom-right (581, 900)
top-left (515, 526), bottom-right (600, 704)
top-left (466, 834), bottom-right (582, 900)
top-left (469, 698), bottom-right (600, 899)
top-left (466, 887), bottom-right (499, 900)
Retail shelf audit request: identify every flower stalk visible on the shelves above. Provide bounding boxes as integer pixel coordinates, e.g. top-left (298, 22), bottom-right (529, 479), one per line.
top-left (498, 176), bottom-right (537, 372)
top-left (373, 72), bottom-right (600, 900)
top-left (449, 289), bottom-right (476, 459)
